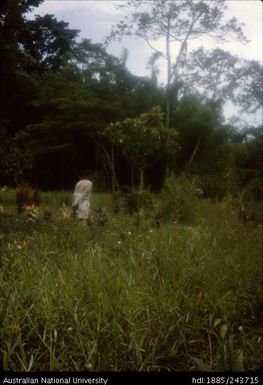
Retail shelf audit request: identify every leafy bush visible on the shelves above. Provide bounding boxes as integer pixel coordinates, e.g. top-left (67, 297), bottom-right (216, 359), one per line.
top-left (159, 174), bottom-right (197, 223)
top-left (199, 171), bottom-right (239, 200)
top-left (242, 178), bottom-right (263, 202)
top-left (14, 210), bottom-right (40, 228)
top-left (123, 189), bottom-right (155, 215)
top-left (233, 179), bottom-right (263, 224)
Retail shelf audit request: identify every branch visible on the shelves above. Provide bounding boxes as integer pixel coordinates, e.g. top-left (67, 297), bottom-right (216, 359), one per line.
top-left (169, 38), bottom-right (183, 43)
top-left (171, 12), bottom-right (203, 81)
top-left (168, 33), bottom-right (183, 43)
top-left (145, 38), bottom-right (167, 60)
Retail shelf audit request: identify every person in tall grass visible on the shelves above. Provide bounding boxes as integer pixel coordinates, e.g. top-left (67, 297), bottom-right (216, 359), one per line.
top-left (72, 172), bottom-right (93, 223)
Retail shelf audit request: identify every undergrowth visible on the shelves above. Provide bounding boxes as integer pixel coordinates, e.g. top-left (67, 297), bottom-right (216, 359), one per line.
top-left (0, 190), bottom-right (262, 371)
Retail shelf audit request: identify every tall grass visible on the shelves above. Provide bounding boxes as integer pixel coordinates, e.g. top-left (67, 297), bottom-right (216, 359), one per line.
top-left (0, 191), bottom-right (262, 371)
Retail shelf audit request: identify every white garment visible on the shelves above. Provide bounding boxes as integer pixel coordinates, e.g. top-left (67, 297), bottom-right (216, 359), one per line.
top-left (72, 179), bottom-right (92, 219)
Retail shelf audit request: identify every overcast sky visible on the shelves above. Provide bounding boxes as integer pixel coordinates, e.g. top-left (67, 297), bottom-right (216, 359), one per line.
top-left (29, 0), bottom-right (263, 124)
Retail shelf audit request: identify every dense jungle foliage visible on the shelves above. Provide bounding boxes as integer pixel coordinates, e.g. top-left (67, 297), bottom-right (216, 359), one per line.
top-left (0, 0), bottom-right (262, 198)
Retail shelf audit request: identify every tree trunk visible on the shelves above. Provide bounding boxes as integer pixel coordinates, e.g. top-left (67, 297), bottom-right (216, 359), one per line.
top-left (0, 54), bottom-right (8, 119)
top-left (93, 137), bottom-right (119, 193)
top-left (139, 168), bottom-right (144, 193)
top-left (111, 142), bottom-right (116, 193)
top-left (131, 161), bottom-right (134, 190)
top-left (165, 12), bottom-right (172, 178)
top-left (60, 152), bottom-right (64, 190)
top-left (188, 137), bottom-right (201, 166)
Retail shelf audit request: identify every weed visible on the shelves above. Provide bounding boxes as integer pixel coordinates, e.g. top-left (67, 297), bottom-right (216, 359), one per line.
top-left (0, 190), bottom-right (262, 371)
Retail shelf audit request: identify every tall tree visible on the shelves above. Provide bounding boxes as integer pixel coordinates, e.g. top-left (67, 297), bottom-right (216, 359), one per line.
top-left (185, 48), bottom-right (263, 114)
top-left (0, 0), bottom-right (79, 124)
top-left (106, 1), bottom-right (248, 175)
top-left (105, 106), bottom-right (179, 191)
top-left (0, 0), bottom-right (43, 120)
top-left (26, 39), bottom-right (164, 189)
top-left (24, 14), bottom-right (79, 73)
top-left (0, 0), bottom-right (79, 185)
top-left (173, 95), bottom-right (225, 168)
top-left (106, 0), bottom-right (250, 175)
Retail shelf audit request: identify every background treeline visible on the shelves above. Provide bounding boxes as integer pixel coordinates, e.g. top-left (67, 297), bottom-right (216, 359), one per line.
top-left (0, 0), bottom-right (262, 200)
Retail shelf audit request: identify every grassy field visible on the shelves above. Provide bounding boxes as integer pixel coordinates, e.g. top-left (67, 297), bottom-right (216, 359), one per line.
top-left (0, 188), bottom-right (262, 371)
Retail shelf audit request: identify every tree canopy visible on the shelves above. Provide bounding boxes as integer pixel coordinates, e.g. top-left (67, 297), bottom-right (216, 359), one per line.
top-left (0, 0), bottom-right (262, 198)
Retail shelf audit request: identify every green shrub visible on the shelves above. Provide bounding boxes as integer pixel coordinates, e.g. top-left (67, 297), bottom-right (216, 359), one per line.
top-left (123, 189), bottom-right (155, 215)
top-left (199, 172), bottom-right (239, 200)
top-left (159, 174), bottom-right (197, 223)
top-left (242, 178), bottom-right (263, 202)
top-left (233, 179), bottom-right (263, 224)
